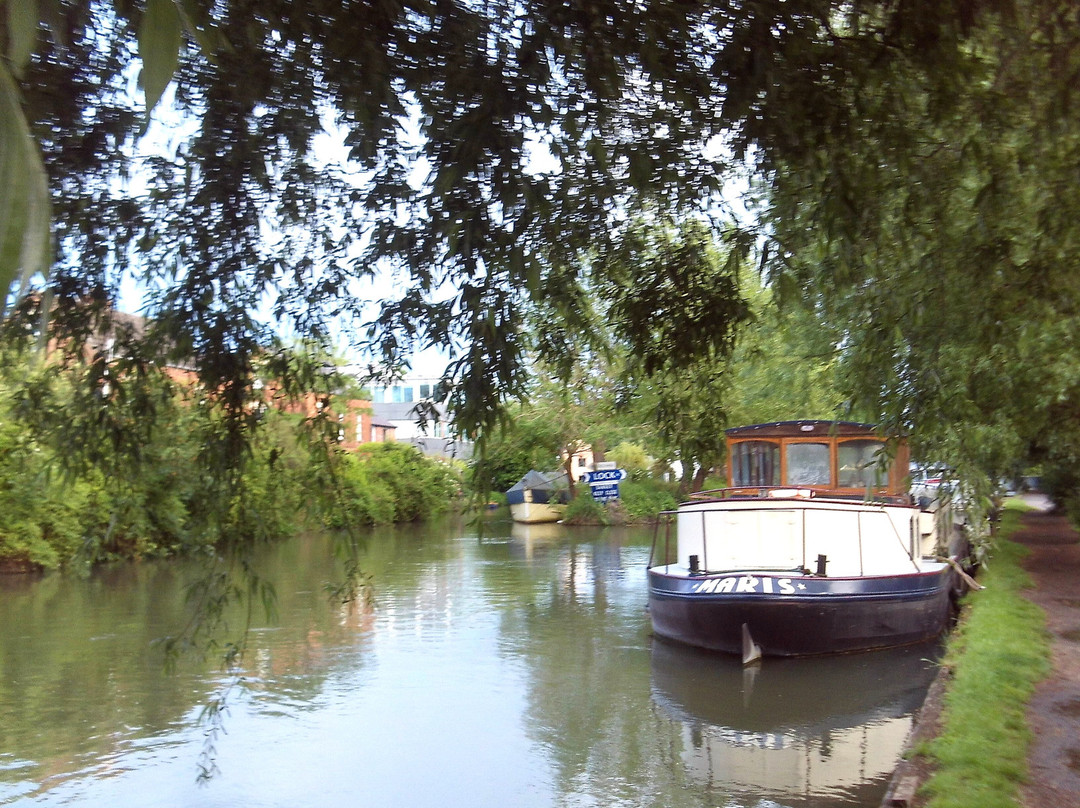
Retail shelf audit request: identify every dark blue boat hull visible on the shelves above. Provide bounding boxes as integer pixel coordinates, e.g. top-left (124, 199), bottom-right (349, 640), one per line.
top-left (647, 567), bottom-right (955, 657)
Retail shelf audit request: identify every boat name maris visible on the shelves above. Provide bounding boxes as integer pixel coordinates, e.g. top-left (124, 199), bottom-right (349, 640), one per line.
top-left (692, 576), bottom-right (807, 595)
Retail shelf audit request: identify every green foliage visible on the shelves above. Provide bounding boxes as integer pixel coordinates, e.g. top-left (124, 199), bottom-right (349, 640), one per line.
top-left (608, 442), bottom-right (649, 478)
top-left (759, 2), bottom-right (1080, 518)
top-left (602, 219), bottom-right (751, 378)
top-left (633, 354), bottom-right (733, 494)
top-left (474, 258), bottom-right (842, 498)
top-left (211, 408), bottom-right (316, 548)
top-left (325, 455), bottom-right (397, 527)
top-left (137, 0), bottom-right (182, 121)
top-left (7, 0), bottom-right (1077, 551)
top-left (560, 479), bottom-right (676, 525)
top-left (562, 492), bottom-right (610, 526)
top-left (616, 479), bottom-right (679, 521)
top-left (601, 220), bottom-right (752, 494)
top-left (0, 345), bottom-right (456, 569)
top-left (1, 0), bottom-right (838, 451)
top-left (0, 422), bottom-right (87, 568)
top-left (702, 472), bottom-right (727, 491)
top-left (0, 59), bottom-right (51, 320)
top-left (327, 442), bottom-right (460, 527)
top-left (6, 7), bottom-right (1080, 748)
top-left (725, 282), bottom-right (846, 427)
top-left (468, 409), bottom-right (562, 495)
top-left (0, 354), bottom-right (198, 568)
top-left (921, 502), bottom-right (1051, 808)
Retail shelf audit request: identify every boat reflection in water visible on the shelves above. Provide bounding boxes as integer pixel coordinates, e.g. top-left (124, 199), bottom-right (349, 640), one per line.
top-left (509, 519), bottom-right (567, 560)
top-left (650, 639), bottom-right (942, 807)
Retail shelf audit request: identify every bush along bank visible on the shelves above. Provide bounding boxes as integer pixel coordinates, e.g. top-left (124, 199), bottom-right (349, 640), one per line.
top-left (915, 500), bottom-right (1051, 808)
top-left (561, 478), bottom-right (679, 525)
top-left (322, 442), bottom-right (462, 528)
top-left (0, 416), bottom-right (463, 573)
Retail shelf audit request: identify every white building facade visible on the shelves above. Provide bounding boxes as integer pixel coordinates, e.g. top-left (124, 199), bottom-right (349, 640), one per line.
top-left (364, 373), bottom-right (472, 459)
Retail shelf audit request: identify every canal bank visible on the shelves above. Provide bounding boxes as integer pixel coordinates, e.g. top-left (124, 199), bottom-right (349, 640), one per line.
top-left (883, 495), bottom-right (1080, 808)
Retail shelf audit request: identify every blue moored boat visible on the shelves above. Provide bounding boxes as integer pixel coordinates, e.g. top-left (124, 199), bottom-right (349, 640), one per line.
top-left (505, 470), bottom-right (571, 524)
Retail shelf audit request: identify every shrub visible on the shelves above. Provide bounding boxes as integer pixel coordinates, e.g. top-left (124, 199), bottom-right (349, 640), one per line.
top-left (0, 420), bottom-right (94, 569)
top-left (618, 479), bottom-right (679, 521)
top-left (328, 442), bottom-right (461, 526)
top-left (561, 478), bottom-right (678, 525)
top-left (326, 455), bottom-right (398, 526)
top-left (563, 492), bottom-right (610, 525)
top-left (0, 369), bottom-right (464, 569)
top-left (609, 442), bottom-right (651, 479)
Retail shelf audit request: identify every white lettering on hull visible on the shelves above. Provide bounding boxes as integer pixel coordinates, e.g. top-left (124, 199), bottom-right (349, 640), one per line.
top-left (691, 576), bottom-right (807, 595)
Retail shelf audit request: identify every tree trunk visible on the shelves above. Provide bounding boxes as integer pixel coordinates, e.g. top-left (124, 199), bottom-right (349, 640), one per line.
top-left (691, 464), bottom-right (709, 493)
top-left (591, 439), bottom-right (606, 464)
top-left (678, 464), bottom-right (695, 498)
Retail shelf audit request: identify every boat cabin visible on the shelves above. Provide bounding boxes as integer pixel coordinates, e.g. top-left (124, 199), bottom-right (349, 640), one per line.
top-left (650, 420), bottom-right (941, 581)
top-left (723, 420), bottom-right (909, 499)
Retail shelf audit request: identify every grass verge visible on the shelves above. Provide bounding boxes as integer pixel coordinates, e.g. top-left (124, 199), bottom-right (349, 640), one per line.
top-left (919, 500), bottom-right (1052, 808)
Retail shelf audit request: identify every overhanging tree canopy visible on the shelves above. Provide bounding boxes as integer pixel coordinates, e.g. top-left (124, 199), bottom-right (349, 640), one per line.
top-left (2, 0), bottom-right (1079, 503)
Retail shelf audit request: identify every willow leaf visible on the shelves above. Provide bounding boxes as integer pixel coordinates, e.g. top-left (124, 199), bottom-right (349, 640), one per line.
top-left (0, 60), bottom-right (51, 320)
top-left (5, 0), bottom-right (38, 78)
top-left (138, 0), bottom-right (182, 121)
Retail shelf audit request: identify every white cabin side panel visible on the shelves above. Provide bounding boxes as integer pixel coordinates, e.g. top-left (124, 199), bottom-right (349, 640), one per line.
top-left (675, 509), bottom-right (707, 567)
top-left (675, 500), bottom-right (925, 575)
top-left (677, 507), bottom-right (802, 570)
top-left (879, 506), bottom-right (921, 571)
top-left (802, 508), bottom-right (918, 576)
top-left (802, 510), bottom-right (863, 576)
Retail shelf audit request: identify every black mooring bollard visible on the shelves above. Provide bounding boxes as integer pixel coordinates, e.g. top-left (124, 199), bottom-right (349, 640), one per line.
top-left (816, 554), bottom-right (828, 576)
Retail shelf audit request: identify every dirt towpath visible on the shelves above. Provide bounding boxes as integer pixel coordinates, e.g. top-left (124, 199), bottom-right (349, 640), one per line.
top-left (1013, 496), bottom-right (1080, 808)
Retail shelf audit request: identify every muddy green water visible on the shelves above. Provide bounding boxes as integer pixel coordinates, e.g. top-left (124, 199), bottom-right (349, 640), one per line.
top-left (0, 517), bottom-right (940, 807)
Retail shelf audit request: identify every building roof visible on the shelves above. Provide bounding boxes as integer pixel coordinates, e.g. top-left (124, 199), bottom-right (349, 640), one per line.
top-left (408, 436), bottom-right (473, 460)
top-left (372, 401), bottom-right (448, 422)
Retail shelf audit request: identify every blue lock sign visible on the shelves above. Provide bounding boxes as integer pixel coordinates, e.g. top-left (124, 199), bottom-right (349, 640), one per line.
top-left (589, 483), bottom-right (621, 502)
top-left (580, 469), bottom-right (627, 484)
top-left (581, 468), bottom-right (627, 502)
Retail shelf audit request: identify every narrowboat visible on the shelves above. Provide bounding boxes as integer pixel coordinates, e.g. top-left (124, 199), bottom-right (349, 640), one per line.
top-left (647, 421), bottom-right (967, 660)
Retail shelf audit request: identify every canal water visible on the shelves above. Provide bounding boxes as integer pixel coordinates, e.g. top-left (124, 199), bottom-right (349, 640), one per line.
top-left (0, 517), bottom-right (941, 807)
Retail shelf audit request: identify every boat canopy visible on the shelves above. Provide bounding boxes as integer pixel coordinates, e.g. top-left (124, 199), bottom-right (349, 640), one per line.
top-left (724, 420), bottom-right (910, 497)
top-left (506, 470), bottom-right (570, 495)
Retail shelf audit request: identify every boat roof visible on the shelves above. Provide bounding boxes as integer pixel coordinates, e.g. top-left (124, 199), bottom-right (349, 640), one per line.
top-left (725, 420), bottom-right (882, 439)
top-left (506, 470), bottom-right (570, 494)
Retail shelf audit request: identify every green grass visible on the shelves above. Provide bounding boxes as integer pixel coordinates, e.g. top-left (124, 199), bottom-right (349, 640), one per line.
top-left (920, 500), bottom-right (1053, 808)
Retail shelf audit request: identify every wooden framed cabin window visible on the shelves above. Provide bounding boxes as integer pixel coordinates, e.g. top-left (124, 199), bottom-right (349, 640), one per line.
top-left (837, 439), bottom-right (888, 488)
top-left (723, 422), bottom-right (909, 496)
top-left (785, 442), bottom-right (830, 486)
top-left (730, 440), bottom-right (781, 486)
